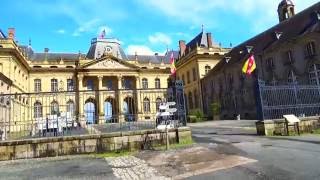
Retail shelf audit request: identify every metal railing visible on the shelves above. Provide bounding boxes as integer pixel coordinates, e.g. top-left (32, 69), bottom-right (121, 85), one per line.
top-left (0, 86), bottom-right (186, 140)
top-left (258, 80), bottom-right (320, 119)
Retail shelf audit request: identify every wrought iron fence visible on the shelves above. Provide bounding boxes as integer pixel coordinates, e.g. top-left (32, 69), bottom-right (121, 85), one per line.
top-left (258, 80), bottom-right (320, 119)
top-left (0, 84), bottom-right (186, 141)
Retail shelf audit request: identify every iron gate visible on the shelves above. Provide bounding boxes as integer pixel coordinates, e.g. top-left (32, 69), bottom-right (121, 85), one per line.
top-left (257, 80), bottom-right (320, 120)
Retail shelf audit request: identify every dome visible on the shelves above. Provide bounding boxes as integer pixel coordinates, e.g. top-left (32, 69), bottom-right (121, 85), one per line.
top-left (278, 0), bottom-right (294, 9)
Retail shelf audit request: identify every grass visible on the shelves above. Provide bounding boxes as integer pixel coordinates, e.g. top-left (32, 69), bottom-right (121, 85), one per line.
top-left (94, 138), bottom-right (195, 158)
top-left (154, 138), bottom-right (195, 151)
top-left (311, 128), bottom-right (320, 135)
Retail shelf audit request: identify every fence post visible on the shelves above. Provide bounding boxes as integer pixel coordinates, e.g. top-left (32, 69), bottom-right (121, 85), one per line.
top-left (255, 79), bottom-right (265, 121)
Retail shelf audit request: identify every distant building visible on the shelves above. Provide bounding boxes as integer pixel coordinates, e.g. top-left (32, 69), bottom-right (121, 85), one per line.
top-left (175, 31), bottom-right (229, 115)
top-left (201, 1), bottom-right (320, 120)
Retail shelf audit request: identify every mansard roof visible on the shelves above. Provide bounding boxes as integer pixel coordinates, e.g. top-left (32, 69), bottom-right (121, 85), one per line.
top-left (127, 50), bottom-right (179, 64)
top-left (0, 29), bottom-right (6, 39)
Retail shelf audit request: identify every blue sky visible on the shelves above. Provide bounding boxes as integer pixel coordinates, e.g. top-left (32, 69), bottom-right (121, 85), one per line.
top-left (0, 0), bottom-right (318, 55)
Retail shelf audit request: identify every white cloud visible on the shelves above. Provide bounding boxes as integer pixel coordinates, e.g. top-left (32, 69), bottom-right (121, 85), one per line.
top-left (137, 0), bottom-right (319, 33)
top-left (148, 32), bottom-right (172, 45)
top-left (55, 29), bottom-right (66, 34)
top-left (72, 19), bottom-right (101, 37)
top-left (126, 45), bottom-right (158, 55)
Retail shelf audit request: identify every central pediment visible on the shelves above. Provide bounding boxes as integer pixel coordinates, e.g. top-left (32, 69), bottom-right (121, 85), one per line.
top-left (83, 57), bottom-right (133, 70)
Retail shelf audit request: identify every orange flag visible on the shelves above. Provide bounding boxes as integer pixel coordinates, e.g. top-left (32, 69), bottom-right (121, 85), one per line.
top-left (242, 54), bottom-right (256, 75)
top-left (170, 52), bottom-right (176, 75)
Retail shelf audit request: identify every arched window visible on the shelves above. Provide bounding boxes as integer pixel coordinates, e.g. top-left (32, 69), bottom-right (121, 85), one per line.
top-left (188, 92), bottom-right (193, 110)
top-left (287, 70), bottom-right (298, 84)
top-left (66, 100), bottom-right (75, 115)
top-left (205, 65), bottom-right (211, 75)
top-left (34, 101), bottom-right (42, 118)
top-left (155, 78), bottom-right (161, 89)
top-left (156, 98), bottom-right (162, 111)
top-left (309, 64), bottom-right (320, 85)
top-left (142, 78), bottom-right (148, 89)
top-left (50, 101), bottom-right (59, 115)
top-left (143, 97), bottom-right (150, 112)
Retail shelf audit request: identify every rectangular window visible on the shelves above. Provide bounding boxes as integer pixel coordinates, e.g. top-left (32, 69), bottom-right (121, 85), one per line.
top-left (266, 58), bottom-right (275, 69)
top-left (67, 79), bottom-right (74, 91)
top-left (105, 80), bottom-right (113, 90)
top-left (182, 75), bottom-right (185, 85)
top-left (87, 79), bottom-right (94, 90)
top-left (155, 79), bottom-right (160, 89)
top-left (51, 79), bottom-right (58, 92)
top-left (192, 68), bottom-right (197, 81)
top-left (305, 42), bottom-right (316, 57)
top-left (286, 50), bottom-right (293, 63)
top-left (34, 79), bottom-right (41, 92)
top-left (142, 79), bottom-right (148, 89)
top-left (187, 71), bottom-right (190, 84)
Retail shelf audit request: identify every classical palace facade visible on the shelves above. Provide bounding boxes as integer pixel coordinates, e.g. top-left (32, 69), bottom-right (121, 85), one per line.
top-left (202, 1), bottom-right (320, 120)
top-left (175, 32), bottom-right (229, 114)
top-left (0, 31), bottom-right (179, 132)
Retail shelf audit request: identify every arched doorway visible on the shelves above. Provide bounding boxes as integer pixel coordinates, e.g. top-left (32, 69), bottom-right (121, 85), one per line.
top-left (104, 97), bottom-right (115, 123)
top-left (84, 98), bottom-right (96, 124)
top-left (123, 97), bottom-right (135, 122)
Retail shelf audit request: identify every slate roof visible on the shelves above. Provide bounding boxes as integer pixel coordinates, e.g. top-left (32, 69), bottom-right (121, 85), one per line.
top-left (0, 29), bottom-right (6, 39)
top-left (207, 2), bottom-right (320, 75)
top-left (127, 50), bottom-right (179, 64)
top-left (31, 53), bottom-right (82, 61)
top-left (278, 0), bottom-right (294, 9)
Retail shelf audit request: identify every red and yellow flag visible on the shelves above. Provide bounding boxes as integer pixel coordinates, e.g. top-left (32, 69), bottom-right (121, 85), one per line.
top-left (170, 52), bottom-right (176, 75)
top-left (242, 54), bottom-right (256, 75)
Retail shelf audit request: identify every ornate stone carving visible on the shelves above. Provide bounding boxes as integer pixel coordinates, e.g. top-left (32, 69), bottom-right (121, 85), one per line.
top-left (86, 59), bottom-right (130, 69)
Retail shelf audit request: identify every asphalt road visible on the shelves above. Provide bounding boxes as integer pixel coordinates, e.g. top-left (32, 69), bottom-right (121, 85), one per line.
top-left (0, 120), bottom-right (320, 180)
top-left (0, 156), bottom-right (117, 180)
top-left (189, 120), bottom-right (320, 180)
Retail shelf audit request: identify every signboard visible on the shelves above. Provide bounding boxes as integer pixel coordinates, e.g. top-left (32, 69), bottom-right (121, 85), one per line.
top-left (283, 114), bottom-right (300, 124)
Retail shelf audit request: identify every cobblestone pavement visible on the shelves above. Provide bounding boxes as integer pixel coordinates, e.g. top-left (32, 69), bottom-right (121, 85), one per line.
top-left (106, 156), bottom-right (169, 180)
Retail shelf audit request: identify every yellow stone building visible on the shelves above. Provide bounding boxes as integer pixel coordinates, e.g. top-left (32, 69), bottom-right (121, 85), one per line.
top-left (0, 29), bottom-right (177, 134)
top-left (175, 31), bottom-right (229, 115)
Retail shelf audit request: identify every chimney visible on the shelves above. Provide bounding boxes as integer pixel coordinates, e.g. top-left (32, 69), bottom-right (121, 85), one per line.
top-left (179, 40), bottom-right (186, 57)
top-left (206, 33), bottom-right (212, 48)
top-left (8, 28), bottom-right (15, 39)
top-left (44, 48), bottom-right (49, 53)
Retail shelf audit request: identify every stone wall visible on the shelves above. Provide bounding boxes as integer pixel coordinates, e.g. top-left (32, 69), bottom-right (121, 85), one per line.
top-left (256, 117), bottom-right (320, 136)
top-left (0, 127), bottom-right (192, 161)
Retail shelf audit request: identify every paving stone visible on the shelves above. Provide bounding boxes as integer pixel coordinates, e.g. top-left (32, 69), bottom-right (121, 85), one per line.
top-left (106, 156), bottom-right (169, 180)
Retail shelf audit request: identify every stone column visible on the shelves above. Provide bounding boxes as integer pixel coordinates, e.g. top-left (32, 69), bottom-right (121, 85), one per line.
top-left (77, 75), bottom-right (86, 127)
top-left (117, 75), bottom-right (123, 122)
top-left (98, 76), bottom-right (104, 124)
top-left (78, 75), bottom-right (83, 91)
top-left (98, 76), bottom-right (103, 90)
top-left (135, 76), bottom-right (142, 121)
